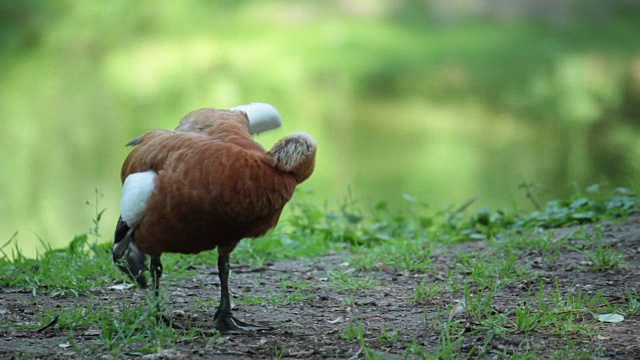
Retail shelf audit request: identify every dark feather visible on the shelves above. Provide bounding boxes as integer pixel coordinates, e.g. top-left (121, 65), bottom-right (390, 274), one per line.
top-left (114, 216), bottom-right (129, 245)
top-left (126, 136), bottom-right (142, 146)
top-left (113, 217), bottom-right (148, 288)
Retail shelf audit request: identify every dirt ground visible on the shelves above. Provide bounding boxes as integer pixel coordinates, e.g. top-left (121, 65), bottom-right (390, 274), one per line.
top-left (1, 217), bottom-right (639, 359)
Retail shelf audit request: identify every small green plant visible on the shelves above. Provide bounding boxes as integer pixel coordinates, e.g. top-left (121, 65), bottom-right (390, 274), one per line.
top-left (278, 275), bottom-right (309, 291)
top-left (341, 320), bottom-right (367, 342)
top-left (204, 331), bottom-right (226, 348)
top-left (340, 295), bottom-right (355, 310)
top-left (542, 284), bottom-right (612, 336)
top-left (272, 342), bottom-right (287, 360)
top-left (413, 279), bottom-right (443, 303)
top-left (456, 251), bottom-right (526, 290)
top-left (97, 294), bottom-right (205, 357)
top-left (548, 337), bottom-right (602, 359)
top-left (433, 320), bottom-right (470, 359)
top-left (353, 239), bottom-right (434, 272)
top-left (569, 229), bottom-right (623, 271)
top-left (328, 268), bottom-right (378, 292)
top-left (86, 188), bottom-right (107, 244)
top-left (510, 304), bottom-right (556, 334)
top-left (446, 270), bottom-right (461, 295)
top-left (626, 292), bottom-right (640, 315)
top-left (461, 282), bottom-right (503, 326)
top-left (376, 327), bottom-right (401, 342)
top-left (495, 229), bottom-right (565, 256)
top-left (578, 242), bottom-right (624, 270)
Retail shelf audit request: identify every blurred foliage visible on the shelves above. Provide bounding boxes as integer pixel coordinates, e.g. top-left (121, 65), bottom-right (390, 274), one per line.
top-left (514, 185), bottom-right (638, 228)
top-left (1, 182), bottom-right (636, 288)
top-left (2, 0), bottom-right (640, 255)
top-left (278, 184), bottom-right (638, 251)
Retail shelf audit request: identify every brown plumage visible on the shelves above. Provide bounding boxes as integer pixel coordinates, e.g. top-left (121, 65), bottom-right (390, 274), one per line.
top-left (113, 106), bottom-right (316, 332)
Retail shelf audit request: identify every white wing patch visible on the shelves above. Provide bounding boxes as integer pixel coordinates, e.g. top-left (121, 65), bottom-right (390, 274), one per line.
top-left (120, 170), bottom-right (157, 228)
top-left (231, 102), bottom-right (282, 134)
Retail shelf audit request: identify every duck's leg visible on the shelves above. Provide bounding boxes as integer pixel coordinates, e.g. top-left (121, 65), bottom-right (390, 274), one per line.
top-left (150, 256), bottom-right (173, 326)
top-left (150, 256), bottom-right (163, 297)
top-left (213, 252), bottom-right (272, 333)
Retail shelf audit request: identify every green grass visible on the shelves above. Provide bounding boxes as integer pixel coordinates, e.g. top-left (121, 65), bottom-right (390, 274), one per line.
top-left (569, 226), bottom-right (625, 271)
top-left (0, 184), bottom-right (638, 358)
top-left (455, 250), bottom-right (528, 290)
top-left (21, 293), bottom-right (209, 358)
top-left (327, 268), bottom-right (379, 292)
top-left (413, 279), bottom-right (443, 303)
top-left (0, 233), bottom-right (117, 292)
top-left (340, 320), bottom-right (365, 342)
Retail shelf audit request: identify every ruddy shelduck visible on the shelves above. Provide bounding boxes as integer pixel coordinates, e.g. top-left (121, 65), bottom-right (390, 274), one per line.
top-left (113, 103), bottom-right (316, 332)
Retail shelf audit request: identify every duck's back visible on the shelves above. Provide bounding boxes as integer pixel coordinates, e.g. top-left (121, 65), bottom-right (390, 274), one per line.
top-left (122, 131), bottom-right (297, 256)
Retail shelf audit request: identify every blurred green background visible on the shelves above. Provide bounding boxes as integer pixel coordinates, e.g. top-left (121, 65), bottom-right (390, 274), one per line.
top-left (2, 0), bottom-right (640, 257)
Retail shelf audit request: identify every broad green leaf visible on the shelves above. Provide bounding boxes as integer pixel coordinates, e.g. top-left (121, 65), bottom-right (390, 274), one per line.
top-left (596, 313), bottom-right (624, 323)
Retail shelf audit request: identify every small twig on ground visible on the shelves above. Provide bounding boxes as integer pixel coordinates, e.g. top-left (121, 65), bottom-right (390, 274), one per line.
top-left (36, 315), bottom-right (59, 333)
top-left (288, 349), bottom-right (316, 358)
top-left (348, 346), bottom-right (363, 360)
top-left (552, 302), bottom-right (624, 315)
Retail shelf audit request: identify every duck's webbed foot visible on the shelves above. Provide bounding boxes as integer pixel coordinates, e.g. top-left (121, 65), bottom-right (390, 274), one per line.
top-left (214, 311), bottom-right (272, 334)
top-left (215, 252), bottom-right (272, 333)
